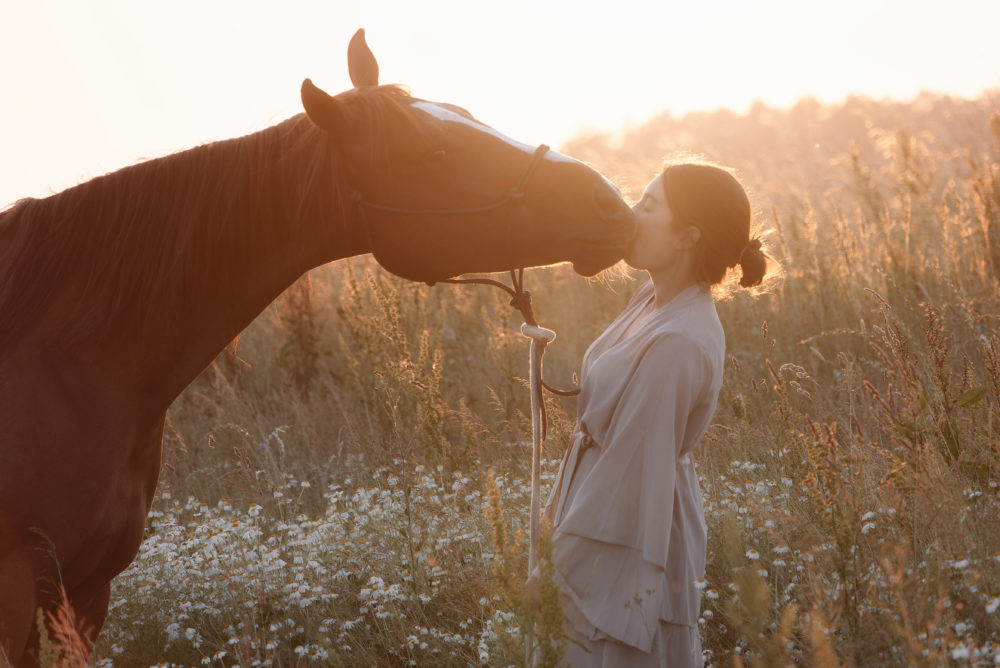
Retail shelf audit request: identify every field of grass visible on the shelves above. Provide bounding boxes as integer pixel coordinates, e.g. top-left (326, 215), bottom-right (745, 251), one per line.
top-left (85, 91), bottom-right (1000, 667)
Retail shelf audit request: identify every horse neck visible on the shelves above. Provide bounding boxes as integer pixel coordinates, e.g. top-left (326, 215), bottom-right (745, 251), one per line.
top-left (130, 116), bottom-right (370, 410)
top-left (5, 114), bottom-right (366, 416)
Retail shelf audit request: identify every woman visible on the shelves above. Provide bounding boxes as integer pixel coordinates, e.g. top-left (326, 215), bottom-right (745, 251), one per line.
top-left (529, 162), bottom-right (769, 666)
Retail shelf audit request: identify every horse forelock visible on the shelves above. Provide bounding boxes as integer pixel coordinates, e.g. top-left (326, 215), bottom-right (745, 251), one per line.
top-left (0, 114), bottom-right (346, 352)
top-left (336, 84), bottom-right (442, 165)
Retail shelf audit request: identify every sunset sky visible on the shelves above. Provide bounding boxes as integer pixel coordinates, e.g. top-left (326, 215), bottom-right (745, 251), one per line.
top-left (1, 0), bottom-right (997, 207)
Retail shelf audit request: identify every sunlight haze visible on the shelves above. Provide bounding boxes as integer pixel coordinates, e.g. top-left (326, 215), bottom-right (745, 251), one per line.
top-left (1, 0), bottom-right (997, 207)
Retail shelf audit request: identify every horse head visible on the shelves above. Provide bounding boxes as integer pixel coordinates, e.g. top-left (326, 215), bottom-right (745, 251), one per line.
top-left (300, 29), bottom-right (634, 283)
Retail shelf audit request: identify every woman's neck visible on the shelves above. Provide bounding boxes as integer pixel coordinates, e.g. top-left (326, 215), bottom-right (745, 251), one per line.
top-left (645, 261), bottom-right (701, 308)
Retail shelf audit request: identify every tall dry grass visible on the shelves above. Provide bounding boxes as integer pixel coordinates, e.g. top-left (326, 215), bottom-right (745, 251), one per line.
top-left (86, 91), bottom-right (1000, 666)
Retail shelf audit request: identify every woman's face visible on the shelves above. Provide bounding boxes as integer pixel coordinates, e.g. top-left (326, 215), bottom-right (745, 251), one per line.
top-left (625, 174), bottom-right (691, 270)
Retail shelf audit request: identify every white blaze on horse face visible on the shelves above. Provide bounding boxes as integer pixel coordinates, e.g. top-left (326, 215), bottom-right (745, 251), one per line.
top-left (413, 101), bottom-right (577, 164)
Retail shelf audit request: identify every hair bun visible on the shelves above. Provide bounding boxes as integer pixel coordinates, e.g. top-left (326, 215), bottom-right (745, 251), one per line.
top-left (737, 238), bottom-right (762, 266)
top-left (737, 237), bottom-right (766, 288)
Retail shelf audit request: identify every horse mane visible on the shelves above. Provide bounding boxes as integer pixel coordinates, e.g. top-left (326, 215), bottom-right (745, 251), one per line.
top-left (0, 85), bottom-right (417, 353)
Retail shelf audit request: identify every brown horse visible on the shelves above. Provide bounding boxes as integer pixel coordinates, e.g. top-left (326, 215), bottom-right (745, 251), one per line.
top-left (0, 29), bottom-right (633, 666)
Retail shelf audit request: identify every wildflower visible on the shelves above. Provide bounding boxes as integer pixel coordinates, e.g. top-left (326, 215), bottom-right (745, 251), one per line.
top-left (986, 597), bottom-right (999, 614)
top-left (861, 522), bottom-right (876, 534)
top-left (951, 645), bottom-right (970, 660)
top-left (746, 549), bottom-right (760, 560)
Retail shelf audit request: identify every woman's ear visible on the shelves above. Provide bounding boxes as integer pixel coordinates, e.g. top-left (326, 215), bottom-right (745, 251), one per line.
top-left (680, 225), bottom-right (702, 250)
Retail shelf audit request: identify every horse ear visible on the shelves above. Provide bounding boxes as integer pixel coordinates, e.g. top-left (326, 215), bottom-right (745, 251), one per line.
top-left (301, 78), bottom-right (346, 133)
top-left (347, 28), bottom-right (379, 88)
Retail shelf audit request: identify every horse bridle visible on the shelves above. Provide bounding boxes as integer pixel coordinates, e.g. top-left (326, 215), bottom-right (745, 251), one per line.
top-left (349, 142), bottom-right (580, 424)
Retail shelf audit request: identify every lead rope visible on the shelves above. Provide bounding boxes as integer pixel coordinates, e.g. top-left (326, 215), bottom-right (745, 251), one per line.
top-left (522, 320), bottom-right (554, 667)
top-left (440, 270), bottom-right (581, 438)
top-left (440, 271), bottom-right (577, 667)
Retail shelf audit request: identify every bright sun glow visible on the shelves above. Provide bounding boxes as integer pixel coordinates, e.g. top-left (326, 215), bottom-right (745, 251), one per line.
top-left (0, 0), bottom-right (997, 207)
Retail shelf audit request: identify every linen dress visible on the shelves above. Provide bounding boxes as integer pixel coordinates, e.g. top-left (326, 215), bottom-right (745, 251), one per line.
top-left (541, 281), bottom-right (724, 667)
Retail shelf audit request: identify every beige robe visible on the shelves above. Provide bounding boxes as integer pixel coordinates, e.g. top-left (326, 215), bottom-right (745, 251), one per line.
top-left (543, 281), bottom-right (724, 666)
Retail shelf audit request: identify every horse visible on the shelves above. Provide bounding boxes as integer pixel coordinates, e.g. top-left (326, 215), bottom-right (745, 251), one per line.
top-left (0, 29), bottom-right (634, 666)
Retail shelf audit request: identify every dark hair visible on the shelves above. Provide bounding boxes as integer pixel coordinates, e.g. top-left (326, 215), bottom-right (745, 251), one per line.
top-left (660, 163), bottom-right (767, 288)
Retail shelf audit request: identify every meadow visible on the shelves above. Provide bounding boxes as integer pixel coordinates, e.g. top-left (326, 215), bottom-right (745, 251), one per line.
top-left (81, 91), bottom-right (1000, 666)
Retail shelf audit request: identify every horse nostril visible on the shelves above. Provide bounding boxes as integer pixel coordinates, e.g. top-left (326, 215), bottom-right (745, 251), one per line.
top-left (593, 187), bottom-right (626, 220)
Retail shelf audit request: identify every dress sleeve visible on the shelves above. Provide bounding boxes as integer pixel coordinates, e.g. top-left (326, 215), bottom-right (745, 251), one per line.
top-left (556, 331), bottom-right (710, 566)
